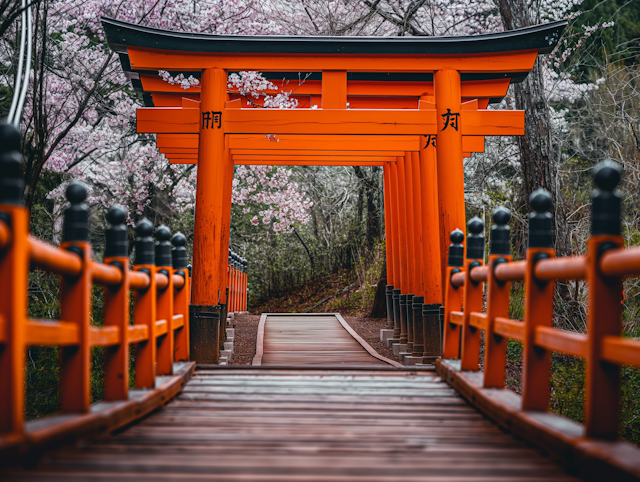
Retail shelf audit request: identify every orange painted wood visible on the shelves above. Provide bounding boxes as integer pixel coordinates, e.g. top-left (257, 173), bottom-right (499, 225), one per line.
top-left (434, 70), bottom-right (467, 285)
top-left (395, 156), bottom-right (410, 297)
top-left (322, 71), bottom-right (347, 109)
top-left (160, 147), bottom-right (199, 154)
top-left (155, 319), bottom-right (168, 337)
top-left (157, 134), bottom-right (199, 148)
top-left (462, 136), bottom-right (484, 153)
top-left (29, 236), bottom-right (82, 276)
top-left (534, 326), bottom-right (588, 358)
top-left (156, 267), bottom-right (175, 376)
top-left (130, 270), bottom-right (150, 290)
top-left (461, 110), bottom-right (524, 136)
top-left (601, 336), bottom-right (640, 367)
top-left (469, 313), bottom-right (488, 331)
top-left (127, 46), bottom-right (539, 73)
top-left (411, 152), bottom-right (424, 297)
top-left (442, 265), bottom-right (463, 359)
top-left (26, 320), bottom-right (79, 346)
top-left (92, 262), bottom-right (123, 286)
top-left (141, 74), bottom-right (509, 98)
top-left (600, 245), bottom-right (640, 278)
top-left (521, 247), bottom-right (555, 411)
top-left (0, 205), bottom-right (28, 436)
top-left (0, 219), bottom-right (10, 248)
top-left (134, 264), bottom-right (157, 388)
top-left (388, 162), bottom-right (402, 293)
top-left (585, 234), bottom-right (623, 440)
top-left (403, 152), bottom-right (417, 296)
top-left (127, 324), bottom-right (149, 344)
top-left (230, 149), bottom-right (407, 157)
top-left (234, 160), bottom-right (387, 166)
top-left (223, 108), bottom-right (438, 135)
top-left (451, 271), bottom-right (465, 286)
top-left (461, 259), bottom-right (484, 371)
top-left (228, 134), bottom-right (421, 151)
top-left (152, 93), bottom-right (200, 106)
top-left (231, 155), bottom-right (397, 162)
top-left (483, 254), bottom-right (512, 389)
top-left (137, 107), bottom-right (198, 134)
top-left (418, 138), bottom-right (442, 303)
top-left (171, 315), bottom-right (184, 330)
top-left (89, 326), bottom-right (120, 347)
top-left (494, 260), bottom-right (525, 281)
top-left (59, 241), bottom-right (92, 414)
top-left (383, 165), bottom-right (394, 286)
top-left (190, 68), bottom-right (237, 310)
top-left (164, 153), bottom-right (198, 159)
top-left (450, 311), bottom-right (464, 326)
top-left (494, 317), bottom-right (524, 342)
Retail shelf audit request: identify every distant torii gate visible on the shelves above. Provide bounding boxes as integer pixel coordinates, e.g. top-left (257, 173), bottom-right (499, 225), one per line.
top-left (103, 18), bottom-right (565, 360)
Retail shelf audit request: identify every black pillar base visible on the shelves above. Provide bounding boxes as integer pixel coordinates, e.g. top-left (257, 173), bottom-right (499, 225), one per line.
top-left (385, 285), bottom-right (394, 329)
top-left (406, 294), bottom-right (414, 351)
top-left (392, 289), bottom-right (402, 338)
top-left (189, 304), bottom-right (222, 364)
top-left (423, 303), bottom-right (442, 360)
top-left (412, 296), bottom-right (424, 357)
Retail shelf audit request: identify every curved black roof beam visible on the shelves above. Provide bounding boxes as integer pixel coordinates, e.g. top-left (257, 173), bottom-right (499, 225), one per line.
top-left (102, 17), bottom-right (566, 57)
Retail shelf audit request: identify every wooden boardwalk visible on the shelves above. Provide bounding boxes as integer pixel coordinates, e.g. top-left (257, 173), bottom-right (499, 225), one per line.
top-left (3, 367), bottom-right (581, 481)
top-left (252, 313), bottom-right (402, 367)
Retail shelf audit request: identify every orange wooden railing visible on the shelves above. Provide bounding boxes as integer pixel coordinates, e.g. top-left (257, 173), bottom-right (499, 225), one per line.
top-left (227, 250), bottom-right (248, 313)
top-left (0, 174), bottom-right (191, 440)
top-left (441, 161), bottom-right (640, 440)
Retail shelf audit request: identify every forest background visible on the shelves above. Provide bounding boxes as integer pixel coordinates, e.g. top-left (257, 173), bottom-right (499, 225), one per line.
top-left (1, 0), bottom-right (639, 443)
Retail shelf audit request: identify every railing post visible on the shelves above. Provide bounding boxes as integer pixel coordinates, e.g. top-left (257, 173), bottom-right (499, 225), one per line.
top-left (59, 182), bottom-right (92, 413)
top-left (483, 207), bottom-right (512, 388)
top-left (172, 233), bottom-right (190, 362)
top-left (134, 219), bottom-right (157, 388)
top-left (442, 229), bottom-right (464, 359)
top-left (155, 225), bottom-right (174, 376)
top-left (522, 189), bottom-right (555, 410)
top-left (0, 123), bottom-right (28, 436)
top-left (460, 217), bottom-right (484, 371)
top-left (103, 205), bottom-right (131, 401)
top-left (585, 161), bottom-right (623, 439)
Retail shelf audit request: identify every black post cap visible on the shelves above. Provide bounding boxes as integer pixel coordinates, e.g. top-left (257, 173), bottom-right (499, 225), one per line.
top-left (447, 229), bottom-right (464, 267)
top-left (591, 161), bottom-right (622, 236)
top-left (393, 288), bottom-right (401, 299)
top-left (172, 232), bottom-right (188, 269)
top-left (0, 123), bottom-right (24, 206)
top-left (467, 217), bottom-right (484, 259)
top-left (104, 205), bottom-right (128, 258)
top-left (187, 264), bottom-right (192, 277)
top-left (155, 225), bottom-right (172, 267)
top-left (489, 206), bottom-right (511, 255)
top-left (134, 218), bottom-right (155, 265)
top-left (63, 181), bottom-right (89, 242)
top-left (528, 188), bottom-right (553, 248)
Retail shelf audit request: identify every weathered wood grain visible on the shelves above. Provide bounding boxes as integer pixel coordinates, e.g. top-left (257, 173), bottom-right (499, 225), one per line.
top-left (255, 313), bottom-right (401, 367)
top-left (3, 367), bottom-right (581, 481)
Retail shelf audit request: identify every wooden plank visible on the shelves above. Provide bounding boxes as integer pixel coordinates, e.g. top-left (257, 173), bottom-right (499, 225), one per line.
top-left (6, 366), bottom-right (581, 481)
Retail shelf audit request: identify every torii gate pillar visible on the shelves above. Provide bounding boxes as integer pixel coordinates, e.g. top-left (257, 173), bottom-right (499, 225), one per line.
top-left (435, 70), bottom-right (466, 290)
top-left (190, 68), bottom-right (233, 363)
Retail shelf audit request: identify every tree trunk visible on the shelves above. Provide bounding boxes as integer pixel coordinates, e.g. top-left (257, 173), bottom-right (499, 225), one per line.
top-left (496, 0), bottom-right (570, 257)
top-left (368, 259), bottom-right (387, 318)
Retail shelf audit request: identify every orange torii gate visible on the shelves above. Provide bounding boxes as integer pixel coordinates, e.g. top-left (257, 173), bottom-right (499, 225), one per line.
top-left (103, 17), bottom-right (565, 360)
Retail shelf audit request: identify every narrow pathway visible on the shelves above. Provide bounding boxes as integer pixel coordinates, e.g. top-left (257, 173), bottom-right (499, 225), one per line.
top-left (252, 313), bottom-right (401, 367)
top-left (4, 368), bottom-right (580, 481)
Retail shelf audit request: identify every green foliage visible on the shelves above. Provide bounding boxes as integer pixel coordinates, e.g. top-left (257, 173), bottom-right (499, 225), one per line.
top-left (574, 0), bottom-right (640, 63)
